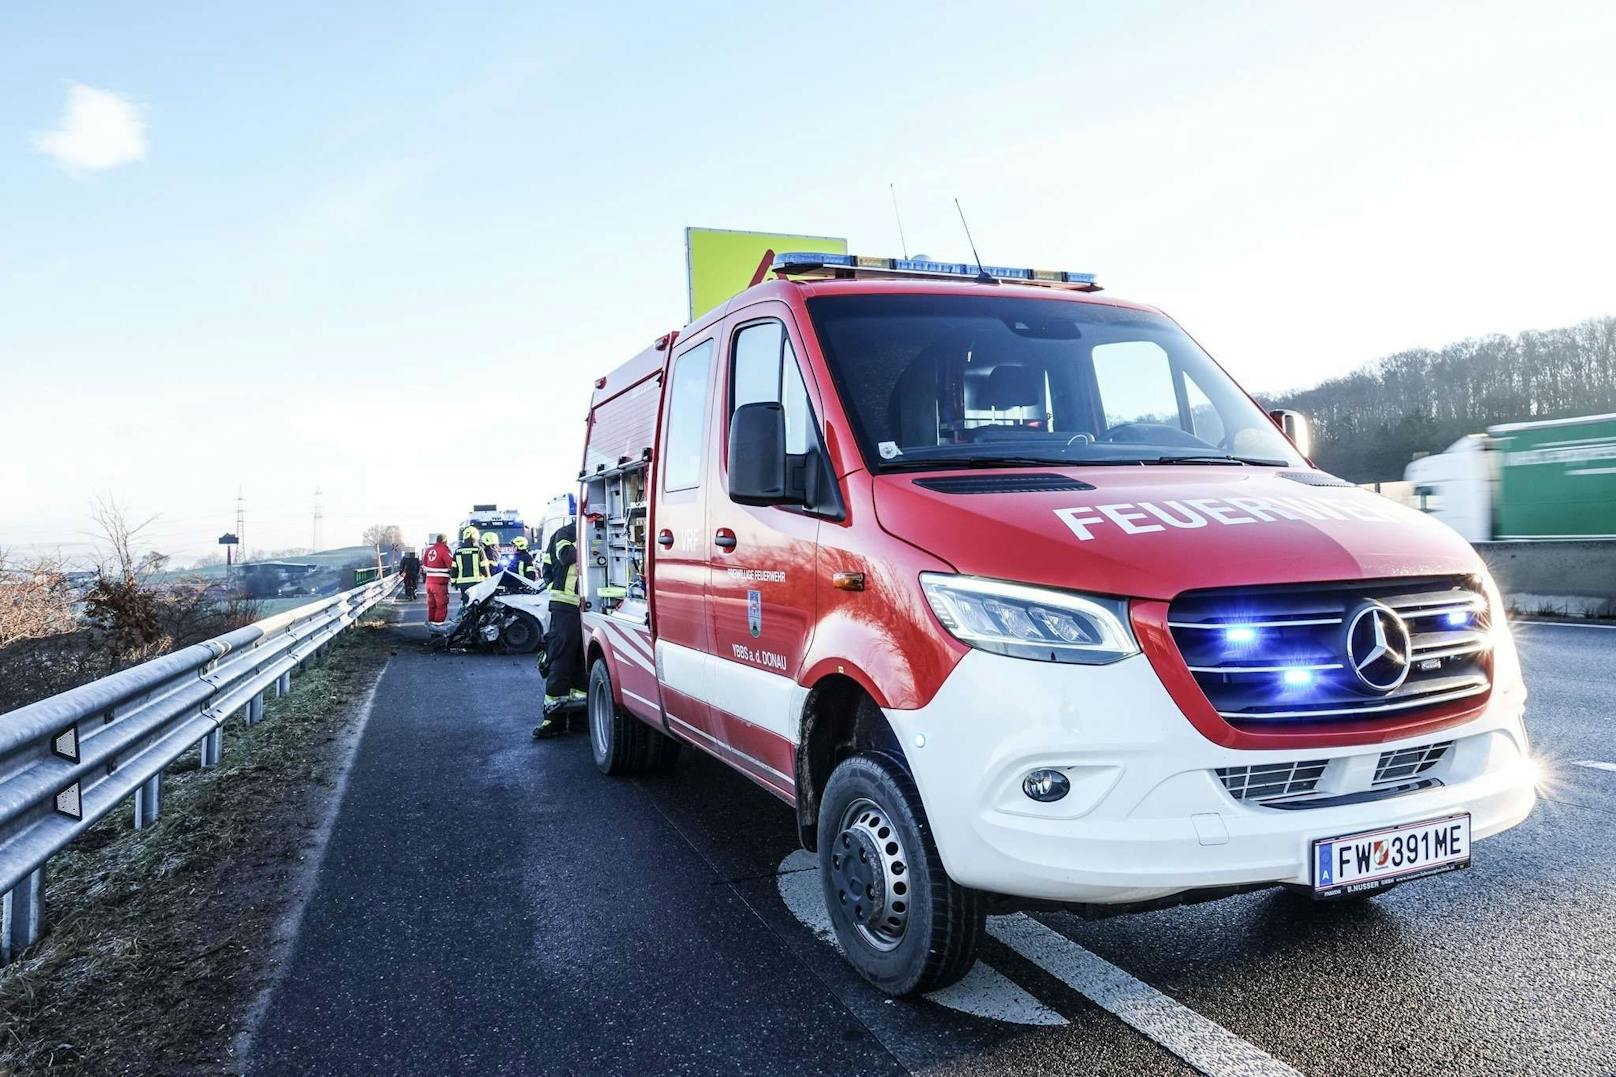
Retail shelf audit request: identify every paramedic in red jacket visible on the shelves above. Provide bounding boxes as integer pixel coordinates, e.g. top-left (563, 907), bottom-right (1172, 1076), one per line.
top-left (421, 533), bottom-right (453, 624)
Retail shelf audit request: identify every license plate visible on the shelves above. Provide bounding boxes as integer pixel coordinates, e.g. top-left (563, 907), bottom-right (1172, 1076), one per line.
top-left (1312, 813), bottom-right (1471, 897)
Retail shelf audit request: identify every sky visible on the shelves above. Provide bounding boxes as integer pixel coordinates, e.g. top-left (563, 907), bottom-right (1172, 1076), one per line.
top-left (2, 2), bottom-right (1613, 564)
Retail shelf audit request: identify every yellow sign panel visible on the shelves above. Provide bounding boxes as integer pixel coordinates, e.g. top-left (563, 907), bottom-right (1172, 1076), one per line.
top-left (685, 227), bottom-right (847, 321)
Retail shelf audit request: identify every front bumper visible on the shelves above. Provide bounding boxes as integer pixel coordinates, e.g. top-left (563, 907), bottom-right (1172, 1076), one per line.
top-left (886, 649), bottom-right (1535, 904)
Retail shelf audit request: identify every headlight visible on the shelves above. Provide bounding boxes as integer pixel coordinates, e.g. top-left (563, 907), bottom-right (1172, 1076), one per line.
top-left (920, 573), bottom-right (1139, 665)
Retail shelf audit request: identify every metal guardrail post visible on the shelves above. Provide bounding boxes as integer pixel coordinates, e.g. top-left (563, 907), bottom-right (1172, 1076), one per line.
top-left (133, 774), bottom-right (161, 830)
top-left (2, 866), bottom-right (43, 963)
top-left (275, 672), bottom-right (291, 697)
top-left (200, 728), bottom-right (222, 768)
top-left (247, 691), bottom-right (265, 726)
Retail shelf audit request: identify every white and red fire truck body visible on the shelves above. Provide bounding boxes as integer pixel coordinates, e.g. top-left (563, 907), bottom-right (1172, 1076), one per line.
top-left (571, 254), bottom-right (1535, 994)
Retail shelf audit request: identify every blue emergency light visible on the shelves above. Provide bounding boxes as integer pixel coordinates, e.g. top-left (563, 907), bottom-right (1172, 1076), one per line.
top-left (772, 252), bottom-right (1100, 291)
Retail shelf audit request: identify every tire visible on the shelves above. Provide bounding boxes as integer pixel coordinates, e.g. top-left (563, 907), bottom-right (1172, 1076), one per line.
top-left (499, 613), bottom-right (540, 654)
top-left (817, 752), bottom-right (984, 995)
top-left (586, 658), bottom-right (680, 776)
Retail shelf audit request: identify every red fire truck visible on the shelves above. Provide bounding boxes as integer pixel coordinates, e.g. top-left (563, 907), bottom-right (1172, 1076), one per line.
top-left (572, 252), bottom-right (1536, 995)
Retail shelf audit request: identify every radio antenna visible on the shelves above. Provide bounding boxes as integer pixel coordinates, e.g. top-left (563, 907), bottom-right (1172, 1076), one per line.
top-left (953, 197), bottom-right (994, 283)
top-left (889, 183), bottom-right (910, 258)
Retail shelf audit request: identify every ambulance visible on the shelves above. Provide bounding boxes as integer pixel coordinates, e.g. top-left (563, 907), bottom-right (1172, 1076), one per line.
top-left (574, 253), bottom-right (1536, 995)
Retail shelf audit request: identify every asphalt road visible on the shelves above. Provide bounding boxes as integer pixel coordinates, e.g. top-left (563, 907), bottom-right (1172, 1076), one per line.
top-left (248, 602), bottom-right (1616, 1076)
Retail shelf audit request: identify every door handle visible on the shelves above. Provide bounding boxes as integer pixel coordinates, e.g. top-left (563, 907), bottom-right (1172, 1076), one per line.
top-left (657, 529), bottom-right (674, 549)
top-left (714, 528), bottom-right (737, 551)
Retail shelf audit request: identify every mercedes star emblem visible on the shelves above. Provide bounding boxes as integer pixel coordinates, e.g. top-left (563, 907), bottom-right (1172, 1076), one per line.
top-left (1345, 602), bottom-right (1412, 693)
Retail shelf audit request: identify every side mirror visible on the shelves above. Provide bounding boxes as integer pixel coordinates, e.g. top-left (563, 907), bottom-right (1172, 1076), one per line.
top-left (729, 402), bottom-right (791, 505)
top-left (1269, 409), bottom-right (1312, 458)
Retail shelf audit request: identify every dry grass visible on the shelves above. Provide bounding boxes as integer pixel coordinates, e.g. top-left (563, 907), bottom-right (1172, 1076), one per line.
top-left (0, 606), bottom-right (398, 1076)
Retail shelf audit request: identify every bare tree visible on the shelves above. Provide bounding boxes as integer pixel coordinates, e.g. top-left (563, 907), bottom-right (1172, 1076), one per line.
top-left (361, 524), bottom-right (403, 549)
top-left (89, 495), bottom-right (161, 583)
top-left (82, 498), bottom-right (166, 663)
top-left (0, 549), bottom-right (76, 650)
top-left (0, 550), bottom-right (91, 713)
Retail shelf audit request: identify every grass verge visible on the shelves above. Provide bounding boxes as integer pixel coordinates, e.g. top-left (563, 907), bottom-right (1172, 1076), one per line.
top-left (0, 604), bottom-right (399, 1076)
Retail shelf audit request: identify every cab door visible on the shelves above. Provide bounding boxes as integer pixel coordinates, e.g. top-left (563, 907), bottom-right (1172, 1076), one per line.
top-left (705, 307), bottom-right (827, 797)
top-left (650, 336), bottom-right (719, 743)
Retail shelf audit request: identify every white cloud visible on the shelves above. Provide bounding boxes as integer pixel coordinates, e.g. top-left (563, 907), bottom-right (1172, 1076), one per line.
top-left (34, 83), bottom-right (147, 174)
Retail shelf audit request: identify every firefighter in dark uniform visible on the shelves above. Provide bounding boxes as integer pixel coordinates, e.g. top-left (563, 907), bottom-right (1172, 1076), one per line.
top-left (533, 524), bottom-right (584, 738)
top-left (510, 535), bottom-right (540, 584)
top-left (451, 525), bottom-right (488, 608)
top-left (541, 520), bottom-right (576, 588)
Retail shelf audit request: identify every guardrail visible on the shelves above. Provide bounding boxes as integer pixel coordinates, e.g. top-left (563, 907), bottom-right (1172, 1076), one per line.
top-left (0, 574), bottom-right (399, 964)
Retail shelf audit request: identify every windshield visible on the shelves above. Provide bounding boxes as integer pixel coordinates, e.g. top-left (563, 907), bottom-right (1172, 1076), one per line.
top-left (804, 293), bottom-right (1303, 471)
top-left (476, 524), bottom-right (527, 545)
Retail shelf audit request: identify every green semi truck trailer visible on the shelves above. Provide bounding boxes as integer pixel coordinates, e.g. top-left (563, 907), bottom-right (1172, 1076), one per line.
top-left (1404, 413), bottom-right (1616, 541)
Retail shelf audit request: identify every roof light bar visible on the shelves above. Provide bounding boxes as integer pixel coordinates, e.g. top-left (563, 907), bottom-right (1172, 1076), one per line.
top-left (772, 252), bottom-right (1101, 292)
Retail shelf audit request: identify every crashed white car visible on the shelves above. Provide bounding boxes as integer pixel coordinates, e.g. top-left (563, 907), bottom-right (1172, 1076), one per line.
top-left (429, 571), bottom-right (550, 654)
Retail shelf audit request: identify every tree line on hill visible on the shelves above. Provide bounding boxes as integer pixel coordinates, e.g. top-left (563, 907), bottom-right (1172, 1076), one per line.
top-left (1260, 315), bottom-right (1616, 482)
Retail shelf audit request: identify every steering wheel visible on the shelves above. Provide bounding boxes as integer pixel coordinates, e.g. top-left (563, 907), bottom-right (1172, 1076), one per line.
top-left (1097, 422), bottom-right (1216, 449)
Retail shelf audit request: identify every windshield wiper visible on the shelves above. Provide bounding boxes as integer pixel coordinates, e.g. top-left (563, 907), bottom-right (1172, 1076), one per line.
top-left (1142, 454), bottom-right (1289, 467)
top-left (879, 452), bottom-right (1289, 472)
top-left (879, 455), bottom-right (1069, 472)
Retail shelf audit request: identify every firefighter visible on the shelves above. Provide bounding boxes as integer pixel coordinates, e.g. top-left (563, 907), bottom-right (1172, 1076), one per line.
top-left (480, 530), bottom-right (502, 575)
top-left (542, 519), bottom-right (576, 587)
top-left (510, 535), bottom-right (540, 584)
top-left (452, 525), bottom-right (488, 607)
top-left (421, 533), bottom-right (453, 624)
top-left (532, 529), bottom-right (584, 738)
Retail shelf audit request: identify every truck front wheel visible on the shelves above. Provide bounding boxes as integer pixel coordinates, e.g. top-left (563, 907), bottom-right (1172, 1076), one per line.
top-left (586, 658), bottom-right (680, 776)
top-left (817, 752), bottom-right (984, 995)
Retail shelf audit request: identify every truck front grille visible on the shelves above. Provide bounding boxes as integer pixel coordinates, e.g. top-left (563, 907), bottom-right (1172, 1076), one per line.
top-left (1374, 741), bottom-right (1453, 784)
top-left (1169, 577), bottom-right (1492, 727)
top-left (1216, 759), bottom-right (1329, 802)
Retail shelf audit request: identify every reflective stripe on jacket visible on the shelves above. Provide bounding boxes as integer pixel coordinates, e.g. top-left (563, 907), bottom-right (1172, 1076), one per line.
top-left (548, 538), bottom-right (580, 606)
top-left (452, 545), bottom-right (487, 585)
top-left (423, 542), bottom-right (454, 580)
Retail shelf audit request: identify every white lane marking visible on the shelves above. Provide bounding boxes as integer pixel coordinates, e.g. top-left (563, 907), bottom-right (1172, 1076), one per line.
top-left (776, 851), bottom-right (1065, 1027)
top-left (1573, 760), bottom-right (1616, 772)
top-left (1512, 619), bottom-right (1616, 630)
top-left (989, 915), bottom-right (1301, 1077)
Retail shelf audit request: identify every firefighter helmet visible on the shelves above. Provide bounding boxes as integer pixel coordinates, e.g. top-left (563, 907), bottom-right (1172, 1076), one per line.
top-left (512, 535), bottom-right (529, 550)
top-left (481, 531), bottom-right (498, 546)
